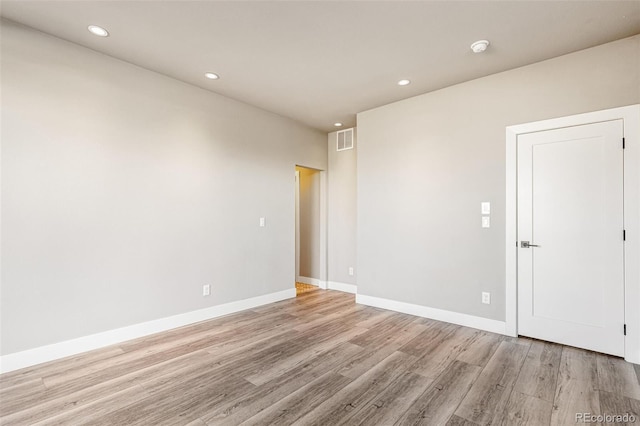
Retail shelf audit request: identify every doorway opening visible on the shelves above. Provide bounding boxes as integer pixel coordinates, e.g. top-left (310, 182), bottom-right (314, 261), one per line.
top-left (295, 165), bottom-right (326, 296)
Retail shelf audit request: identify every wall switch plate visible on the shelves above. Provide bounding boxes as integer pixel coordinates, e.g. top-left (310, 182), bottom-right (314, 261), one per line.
top-left (482, 292), bottom-right (491, 304)
top-left (481, 202), bottom-right (491, 215)
top-left (259, 217), bottom-right (265, 227)
top-left (203, 284), bottom-right (211, 296)
top-left (348, 267), bottom-right (354, 276)
top-left (482, 216), bottom-right (491, 228)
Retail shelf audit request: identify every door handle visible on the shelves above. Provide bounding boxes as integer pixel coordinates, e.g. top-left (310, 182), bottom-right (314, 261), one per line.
top-left (521, 241), bottom-right (540, 248)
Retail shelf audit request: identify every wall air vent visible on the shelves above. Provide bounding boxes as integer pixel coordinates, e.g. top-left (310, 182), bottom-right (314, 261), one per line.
top-left (337, 128), bottom-right (354, 151)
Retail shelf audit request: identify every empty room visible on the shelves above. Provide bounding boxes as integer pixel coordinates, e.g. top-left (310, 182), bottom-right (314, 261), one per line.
top-left (1, 1), bottom-right (640, 425)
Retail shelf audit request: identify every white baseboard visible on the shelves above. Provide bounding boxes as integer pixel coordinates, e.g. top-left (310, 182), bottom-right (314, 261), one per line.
top-left (356, 294), bottom-right (506, 335)
top-left (328, 281), bottom-right (357, 294)
top-left (297, 276), bottom-right (327, 289)
top-left (0, 288), bottom-right (296, 374)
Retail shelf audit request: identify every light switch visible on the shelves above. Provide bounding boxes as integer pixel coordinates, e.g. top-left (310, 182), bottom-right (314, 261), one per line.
top-left (481, 202), bottom-right (491, 215)
top-left (482, 216), bottom-right (491, 228)
top-left (259, 217), bottom-right (266, 227)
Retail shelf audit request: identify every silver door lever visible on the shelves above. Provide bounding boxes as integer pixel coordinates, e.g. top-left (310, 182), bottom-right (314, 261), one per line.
top-left (521, 241), bottom-right (540, 248)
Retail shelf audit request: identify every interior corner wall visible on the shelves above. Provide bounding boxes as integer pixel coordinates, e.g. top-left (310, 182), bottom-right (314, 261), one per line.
top-left (328, 131), bottom-right (357, 286)
top-left (0, 20), bottom-right (327, 356)
top-left (296, 167), bottom-right (321, 280)
top-left (357, 35), bottom-right (640, 322)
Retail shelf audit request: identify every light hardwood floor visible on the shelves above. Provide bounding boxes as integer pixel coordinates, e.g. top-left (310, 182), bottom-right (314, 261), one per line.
top-left (1, 289), bottom-right (639, 425)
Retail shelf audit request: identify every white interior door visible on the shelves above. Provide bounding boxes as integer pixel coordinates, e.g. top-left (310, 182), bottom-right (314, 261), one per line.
top-left (517, 120), bottom-right (624, 356)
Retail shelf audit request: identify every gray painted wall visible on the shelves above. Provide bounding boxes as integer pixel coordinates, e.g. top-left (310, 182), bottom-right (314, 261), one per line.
top-left (328, 131), bottom-right (357, 285)
top-left (297, 167), bottom-right (321, 279)
top-left (357, 35), bottom-right (640, 322)
top-left (0, 21), bottom-right (327, 355)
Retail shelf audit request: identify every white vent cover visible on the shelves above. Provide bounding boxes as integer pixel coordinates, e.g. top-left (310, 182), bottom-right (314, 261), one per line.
top-left (337, 128), bottom-right (354, 151)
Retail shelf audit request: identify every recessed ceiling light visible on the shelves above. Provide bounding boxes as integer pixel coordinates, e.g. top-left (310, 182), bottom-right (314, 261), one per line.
top-left (334, 122), bottom-right (343, 127)
top-left (205, 72), bottom-right (220, 80)
top-left (397, 79), bottom-right (411, 86)
top-left (87, 25), bottom-right (109, 37)
top-left (470, 40), bottom-right (490, 53)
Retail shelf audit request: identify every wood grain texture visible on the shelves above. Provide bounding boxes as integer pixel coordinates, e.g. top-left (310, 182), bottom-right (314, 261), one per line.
top-left (0, 350), bottom-right (214, 426)
top-left (513, 339), bottom-right (562, 402)
top-left (598, 391), bottom-right (640, 426)
top-left (410, 326), bottom-right (479, 379)
top-left (32, 384), bottom-right (152, 426)
top-left (294, 351), bottom-right (417, 426)
top-left (244, 326), bottom-right (368, 386)
top-left (550, 346), bottom-right (599, 426)
top-left (454, 340), bottom-right (530, 426)
top-left (1, 290), bottom-right (638, 426)
top-left (200, 342), bottom-right (364, 426)
top-left (495, 390), bottom-right (552, 426)
top-left (446, 414), bottom-right (480, 426)
top-left (399, 321), bottom-right (458, 358)
top-left (240, 372), bottom-right (352, 426)
top-left (398, 360), bottom-right (482, 425)
top-left (105, 372), bottom-right (254, 425)
top-left (348, 312), bottom-right (418, 348)
top-left (0, 346), bottom-right (126, 391)
top-left (455, 331), bottom-right (503, 367)
top-left (337, 320), bottom-right (428, 380)
top-left (351, 371), bottom-right (433, 426)
top-left (0, 379), bottom-right (46, 403)
top-left (292, 304), bottom-right (381, 333)
top-left (597, 354), bottom-right (640, 400)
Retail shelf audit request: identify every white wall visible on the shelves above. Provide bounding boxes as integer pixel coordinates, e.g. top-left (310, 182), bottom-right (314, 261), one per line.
top-left (357, 35), bottom-right (640, 322)
top-left (296, 166), bottom-right (321, 280)
top-left (0, 20), bottom-right (327, 356)
top-left (328, 131), bottom-right (357, 286)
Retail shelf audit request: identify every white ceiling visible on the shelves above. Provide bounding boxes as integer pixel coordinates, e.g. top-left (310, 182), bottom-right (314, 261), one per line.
top-left (2, 1), bottom-right (639, 132)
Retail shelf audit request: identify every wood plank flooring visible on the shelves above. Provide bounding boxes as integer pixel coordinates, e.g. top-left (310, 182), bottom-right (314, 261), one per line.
top-left (1, 289), bottom-right (639, 425)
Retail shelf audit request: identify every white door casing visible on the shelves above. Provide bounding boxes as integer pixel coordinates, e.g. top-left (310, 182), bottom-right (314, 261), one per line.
top-left (505, 104), bottom-right (640, 364)
top-left (517, 120), bottom-right (624, 356)
top-left (294, 167), bottom-right (328, 290)
top-left (295, 170), bottom-right (301, 283)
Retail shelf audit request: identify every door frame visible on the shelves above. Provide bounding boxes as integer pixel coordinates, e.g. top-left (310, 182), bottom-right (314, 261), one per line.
top-left (294, 166), bottom-right (328, 290)
top-left (505, 104), bottom-right (640, 363)
top-left (295, 170), bottom-right (301, 283)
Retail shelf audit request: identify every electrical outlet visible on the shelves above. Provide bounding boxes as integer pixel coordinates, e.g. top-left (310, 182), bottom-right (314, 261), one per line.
top-left (203, 284), bottom-right (211, 296)
top-left (259, 217), bottom-right (266, 227)
top-left (482, 216), bottom-right (491, 228)
top-left (482, 292), bottom-right (491, 304)
top-left (348, 267), bottom-right (354, 276)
